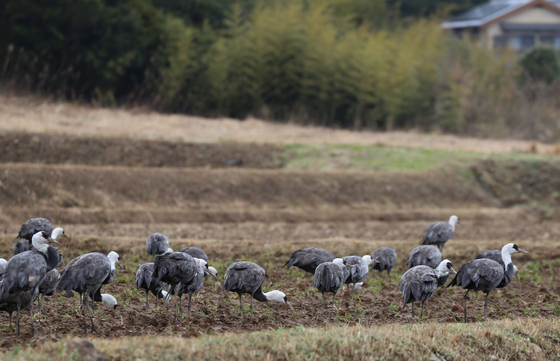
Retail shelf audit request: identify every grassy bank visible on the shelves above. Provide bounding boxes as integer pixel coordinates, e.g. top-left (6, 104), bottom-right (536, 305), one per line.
top-left (4, 318), bottom-right (559, 360)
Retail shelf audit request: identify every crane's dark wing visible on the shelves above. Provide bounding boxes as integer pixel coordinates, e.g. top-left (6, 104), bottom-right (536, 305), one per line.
top-left (58, 253), bottom-right (110, 297)
top-left (372, 247), bottom-right (397, 271)
top-left (0, 252), bottom-right (47, 297)
top-left (421, 222), bottom-right (453, 245)
top-left (223, 262), bottom-right (265, 294)
top-left (146, 233), bottom-right (169, 256)
top-left (313, 263), bottom-right (343, 293)
top-left (17, 218), bottom-right (54, 240)
top-left (180, 247), bottom-right (208, 261)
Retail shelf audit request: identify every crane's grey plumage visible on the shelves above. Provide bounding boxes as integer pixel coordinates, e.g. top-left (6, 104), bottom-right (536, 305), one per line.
top-left (313, 259), bottom-right (354, 308)
top-left (58, 251), bottom-right (119, 332)
top-left (448, 243), bottom-right (528, 323)
top-left (223, 261), bottom-right (292, 315)
top-left (420, 215), bottom-right (459, 251)
top-left (153, 251), bottom-right (198, 322)
top-left (476, 250), bottom-right (519, 279)
top-left (342, 255), bottom-right (373, 295)
top-left (400, 266), bottom-right (438, 318)
top-left (0, 284), bottom-right (38, 332)
top-left (146, 233), bottom-right (170, 256)
top-left (180, 247), bottom-right (208, 261)
top-left (136, 263), bottom-right (170, 307)
top-left (284, 248), bottom-right (336, 274)
top-left (0, 231), bottom-right (59, 336)
top-left (37, 251), bottom-right (63, 315)
top-left (371, 247), bottom-right (397, 279)
top-left (407, 245), bottom-right (442, 269)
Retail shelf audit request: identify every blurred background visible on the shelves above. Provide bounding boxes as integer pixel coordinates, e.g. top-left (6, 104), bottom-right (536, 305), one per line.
top-left (3, 0), bottom-right (560, 141)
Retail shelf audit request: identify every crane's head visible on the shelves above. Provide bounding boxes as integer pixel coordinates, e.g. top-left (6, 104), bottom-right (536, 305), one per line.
top-left (449, 215), bottom-right (459, 226)
top-left (31, 231), bottom-right (59, 253)
top-left (503, 243), bottom-right (529, 255)
top-left (264, 290), bottom-right (295, 312)
top-left (51, 227), bottom-right (68, 241)
top-left (437, 259), bottom-right (457, 275)
top-left (362, 255), bottom-right (374, 266)
top-left (161, 291), bottom-right (171, 306)
top-left (107, 251), bottom-right (123, 268)
top-left (101, 294), bottom-right (118, 310)
top-left (333, 258), bottom-right (355, 268)
top-left (195, 258), bottom-right (218, 280)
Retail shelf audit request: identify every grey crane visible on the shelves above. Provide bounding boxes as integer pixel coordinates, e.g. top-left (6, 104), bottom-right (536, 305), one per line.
top-left (135, 262), bottom-right (170, 307)
top-left (180, 247), bottom-right (208, 261)
top-left (168, 258), bottom-right (218, 318)
top-left (58, 251), bottom-right (120, 333)
top-left (476, 250), bottom-right (519, 280)
top-left (313, 259), bottom-right (355, 308)
top-left (448, 243), bottom-right (529, 323)
top-left (407, 245), bottom-right (442, 269)
top-left (0, 231), bottom-right (60, 336)
top-left (420, 215), bottom-right (459, 251)
top-left (371, 247), bottom-right (397, 279)
top-left (399, 260), bottom-right (456, 318)
top-left (284, 248), bottom-right (336, 275)
top-left (14, 225), bottom-right (67, 255)
top-left (152, 251), bottom-right (199, 323)
top-left (223, 261), bottom-right (293, 315)
top-left (146, 233), bottom-right (170, 256)
top-left (342, 255), bottom-right (374, 296)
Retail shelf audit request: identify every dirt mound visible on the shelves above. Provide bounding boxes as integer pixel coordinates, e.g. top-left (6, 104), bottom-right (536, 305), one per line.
top-left (0, 132), bottom-right (286, 169)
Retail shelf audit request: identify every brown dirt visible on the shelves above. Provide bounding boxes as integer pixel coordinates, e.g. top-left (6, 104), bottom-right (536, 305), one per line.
top-left (0, 132), bottom-right (287, 169)
top-left (0, 236), bottom-right (556, 352)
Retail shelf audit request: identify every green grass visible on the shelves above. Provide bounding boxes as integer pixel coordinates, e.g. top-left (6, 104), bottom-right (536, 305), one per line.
top-left (282, 144), bottom-right (558, 173)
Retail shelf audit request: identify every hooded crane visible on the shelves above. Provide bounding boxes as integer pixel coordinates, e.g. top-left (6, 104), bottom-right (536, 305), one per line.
top-left (313, 259), bottom-right (355, 308)
top-left (146, 233), bottom-right (170, 256)
top-left (0, 231), bottom-right (59, 336)
top-left (58, 251), bottom-right (120, 333)
top-left (135, 262), bottom-right (170, 307)
top-left (448, 243), bottom-right (529, 323)
top-left (476, 250), bottom-right (519, 280)
top-left (14, 225), bottom-right (66, 255)
top-left (152, 251), bottom-right (199, 323)
top-left (168, 258), bottom-right (218, 318)
top-left (407, 245), bottom-right (442, 269)
top-left (342, 255), bottom-right (374, 295)
top-left (420, 215), bottom-right (459, 251)
top-left (223, 261), bottom-right (293, 315)
top-left (37, 252), bottom-right (63, 315)
top-left (371, 247), bottom-right (397, 279)
top-left (284, 248), bottom-right (336, 275)
top-left (399, 260), bottom-right (457, 318)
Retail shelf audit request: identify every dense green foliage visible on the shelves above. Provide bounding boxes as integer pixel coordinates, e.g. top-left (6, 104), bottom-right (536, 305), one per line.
top-left (2, 0), bottom-right (560, 139)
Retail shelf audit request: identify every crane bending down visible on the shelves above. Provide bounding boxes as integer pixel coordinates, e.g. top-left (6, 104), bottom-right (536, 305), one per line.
top-left (223, 261), bottom-right (293, 315)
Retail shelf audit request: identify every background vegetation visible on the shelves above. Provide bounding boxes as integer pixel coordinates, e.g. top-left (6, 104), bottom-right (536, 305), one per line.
top-left (2, 0), bottom-right (560, 141)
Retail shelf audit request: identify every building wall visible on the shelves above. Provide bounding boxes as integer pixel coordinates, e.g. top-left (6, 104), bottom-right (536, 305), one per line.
top-left (504, 6), bottom-right (560, 23)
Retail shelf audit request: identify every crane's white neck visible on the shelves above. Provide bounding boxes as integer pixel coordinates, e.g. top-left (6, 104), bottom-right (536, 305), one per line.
top-left (107, 251), bottom-right (120, 270)
top-left (448, 216), bottom-right (458, 230)
top-left (32, 232), bottom-right (49, 254)
top-left (436, 260), bottom-right (451, 276)
top-left (0, 258), bottom-right (7, 267)
top-left (264, 290), bottom-right (287, 304)
top-left (501, 248), bottom-right (513, 267)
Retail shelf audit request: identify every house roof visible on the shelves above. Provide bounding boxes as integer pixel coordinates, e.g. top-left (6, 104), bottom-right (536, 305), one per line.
top-left (441, 0), bottom-right (560, 29)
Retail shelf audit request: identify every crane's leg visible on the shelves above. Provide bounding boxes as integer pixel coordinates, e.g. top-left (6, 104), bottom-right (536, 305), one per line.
top-left (387, 271), bottom-right (391, 281)
top-left (9, 312), bottom-right (13, 332)
top-left (463, 290), bottom-right (470, 323)
top-left (332, 293), bottom-right (336, 308)
top-left (484, 292), bottom-right (490, 319)
top-left (16, 294), bottom-right (21, 337)
top-left (250, 296), bottom-right (254, 316)
top-left (146, 290), bottom-right (150, 307)
top-left (87, 289), bottom-right (98, 333)
top-left (411, 302), bottom-right (415, 317)
top-left (188, 294), bottom-right (193, 319)
top-left (38, 293), bottom-right (45, 316)
top-left (29, 297), bottom-right (35, 337)
top-left (238, 293), bottom-right (243, 312)
top-left (81, 291), bottom-right (88, 333)
top-left (421, 300), bottom-right (425, 318)
top-left (351, 284), bottom-right (355, 297)
top-left (322, 292), bottom-right (325, 308)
